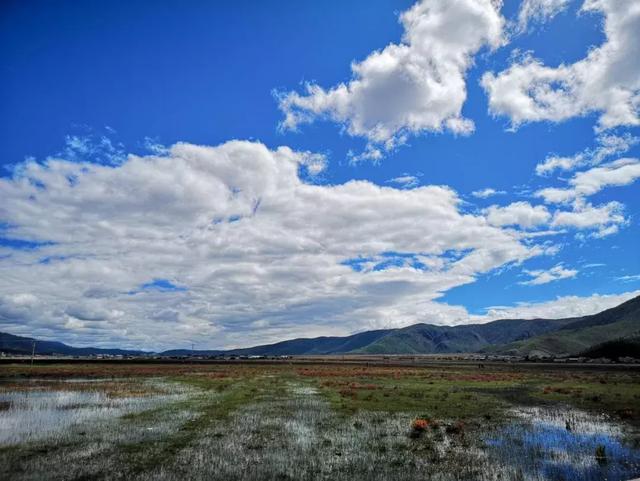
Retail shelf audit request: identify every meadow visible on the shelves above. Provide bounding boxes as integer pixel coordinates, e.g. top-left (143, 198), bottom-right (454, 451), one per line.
top-left (1, 361), bottom-right (640, 480)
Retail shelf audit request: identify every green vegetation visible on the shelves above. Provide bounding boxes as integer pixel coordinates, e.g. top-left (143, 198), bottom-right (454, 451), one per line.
top-left (492, 296), bottom-right (640, 357)
top-left (120, 374), bottom-right (277, 473)
top-left (353, 318), bottom-right (569, 354)
top-left (580, 336), bottom-right (640, 359)
top-left (494, 318), bottom-right (640, 357)
top-left (312, 374), bottom-right (508, 420)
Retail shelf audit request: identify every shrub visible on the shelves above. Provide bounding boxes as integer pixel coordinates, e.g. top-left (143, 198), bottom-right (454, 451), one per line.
top-left (411, 418), bottom-right (429, 431)
top-left (445, 420), bottom-right (465, 435)
top-left (409, 418), bottom-right (429, 438)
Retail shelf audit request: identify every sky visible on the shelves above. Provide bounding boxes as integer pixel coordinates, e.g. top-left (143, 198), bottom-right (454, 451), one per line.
top-left (0, 0), bottom-right (639, 351)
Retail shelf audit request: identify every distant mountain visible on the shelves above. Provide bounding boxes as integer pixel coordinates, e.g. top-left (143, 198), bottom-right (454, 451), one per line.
top-left (3, 295), bottom-right (639, 358)
top-left (489, 295), bottom-right (640, 357)
top-left (0, 332), bottom-right (146, 357)
top-left (224, 329), bottom-right (395, 356)
top-left (160, 349), bottom-right (225, 357)
top-left (212, 295), bottom-right (639, 357)
top-left (351, 318), bottom-right (570, 354)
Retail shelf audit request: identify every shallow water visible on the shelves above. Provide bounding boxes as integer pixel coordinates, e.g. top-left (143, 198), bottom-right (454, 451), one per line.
top-left (485, 407), bottom-right (640, 481)
top-left (0, 379), bottom-right (185, 445)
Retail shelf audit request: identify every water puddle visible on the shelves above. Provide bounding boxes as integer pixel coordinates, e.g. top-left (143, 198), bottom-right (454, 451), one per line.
top-left (290, 385), bottom-right (318, 396)
top-left (485, 407), bottom-right (640, 481)
top-left (0, 379), bottom-right (186, 446)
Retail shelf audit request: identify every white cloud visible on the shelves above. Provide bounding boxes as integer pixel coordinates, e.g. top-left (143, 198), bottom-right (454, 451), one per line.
top-left (536, 186), bottom-right (577, 204)
top-left (476, 289), bottom-right (640, 320)
top-left (616, 274), bottom-right (640, 282)
top-left (484, 201), bottom-right (551, 228)
top-left (0, 140), bottom-right (542, 350)
top-left (535, 158), bottom-right (639, 237)
top-left (472, 187), bottom-right (506, 198)
top-left (551, 200), bottom-right (626, 236)
top-left (387, 174), bottom-right (420, 188)
top-left (521, 263), bottom-right (578, 285)
top-left (537, 155), bottom-right (584, 177)
top-left (61, 133), bottom-right (126, 166)
top-left (278, 0), bottom-right (505, 157)
top-left (482, 0), bottom-right (640, 130)
top-left (537, 158), bottom-right (640, 203)
top-left (569, 158), bottom-right (640, 196)
top-left (535, 133), bottom-right (639, 176)
top-left (517, 0), bottom-right (571, 32)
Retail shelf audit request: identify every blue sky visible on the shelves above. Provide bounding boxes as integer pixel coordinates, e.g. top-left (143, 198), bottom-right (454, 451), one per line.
top-left (0, 0), bottom-right (639, 349)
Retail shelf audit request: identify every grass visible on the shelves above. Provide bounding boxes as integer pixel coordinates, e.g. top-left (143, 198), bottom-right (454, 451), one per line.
top-left (117, 372), bottom-right (290, 474)
top-left (534, 378), bottom-right (640, 421)
top-left (317, 375), bottom-right (507, 420)
top-left (295, 364), bottom-right (640, 424)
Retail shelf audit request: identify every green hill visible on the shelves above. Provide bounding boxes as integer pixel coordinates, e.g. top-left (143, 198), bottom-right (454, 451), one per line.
top-left (488, 295), bottom-right (640, 357)
top-left (579, 336), bottom-right (640, 359)
top-left (351, 318), bottom-right (570, 354)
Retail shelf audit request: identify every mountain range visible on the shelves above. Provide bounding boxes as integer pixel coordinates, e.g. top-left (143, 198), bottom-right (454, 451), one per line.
top-left (2, 295), bottom-right (639, 358)
top-left (0, 331), bottom-right (146, 357)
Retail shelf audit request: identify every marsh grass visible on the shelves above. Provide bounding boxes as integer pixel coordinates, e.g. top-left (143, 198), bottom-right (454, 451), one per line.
top-left (0, 378), bottom-right (197, 480)
top-left (1, 363), bottom-right (639, 480)
top-left (138, 381), bottom-right (628, 481)
top-left (136, 382), bottom-right (445, 481)
top-left (0, 379), bottom-right (188, 445)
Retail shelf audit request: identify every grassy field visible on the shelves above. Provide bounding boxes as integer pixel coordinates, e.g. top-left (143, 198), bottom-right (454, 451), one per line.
top-left (1, 362), bottom-right (640, 480)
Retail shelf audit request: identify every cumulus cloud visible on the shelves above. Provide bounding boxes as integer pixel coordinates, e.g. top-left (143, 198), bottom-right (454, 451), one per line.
top-left (277, 0), bottom-right (505, 157)
top-left (536, 187), bottom-right (578, 204)
top-left (551, 200), bottom-right (626, 236)
top-left (535, 133), bottom-right (639, 176)
top-left (0, 140), bottom-right (542, 350)
top-left (568, 158), bottom-right (640, 195)
top-left (484, 201), bottom-right (551, 228)
top-left (521, 263), bottom-right (578, 285)
top-left (533, 158), bottom-right (638, 237)
top-left (482, 0), bottom-right (640, 130)
top-left (472, 187), bottom-right (506, 198)
top-left (516, 0), bottom-right (571, 32)
top-left (536, 158), bottom-right (640, 203)
top-left (476, 289), bottom-right (640, 320)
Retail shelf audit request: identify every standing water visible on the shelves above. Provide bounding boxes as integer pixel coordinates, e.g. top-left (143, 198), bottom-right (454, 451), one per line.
top-left (485, 406), bottom-right (640, 481)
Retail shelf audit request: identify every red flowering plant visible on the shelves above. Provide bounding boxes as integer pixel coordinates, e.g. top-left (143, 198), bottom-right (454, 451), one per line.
top-left (409, 418), bottom-right (429, 438)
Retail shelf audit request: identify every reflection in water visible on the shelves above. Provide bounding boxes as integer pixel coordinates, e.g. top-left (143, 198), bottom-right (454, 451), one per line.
top-left (485, 407), bottom-right (640, 481)
top-left (0, 380), bottom-right (187, 446)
